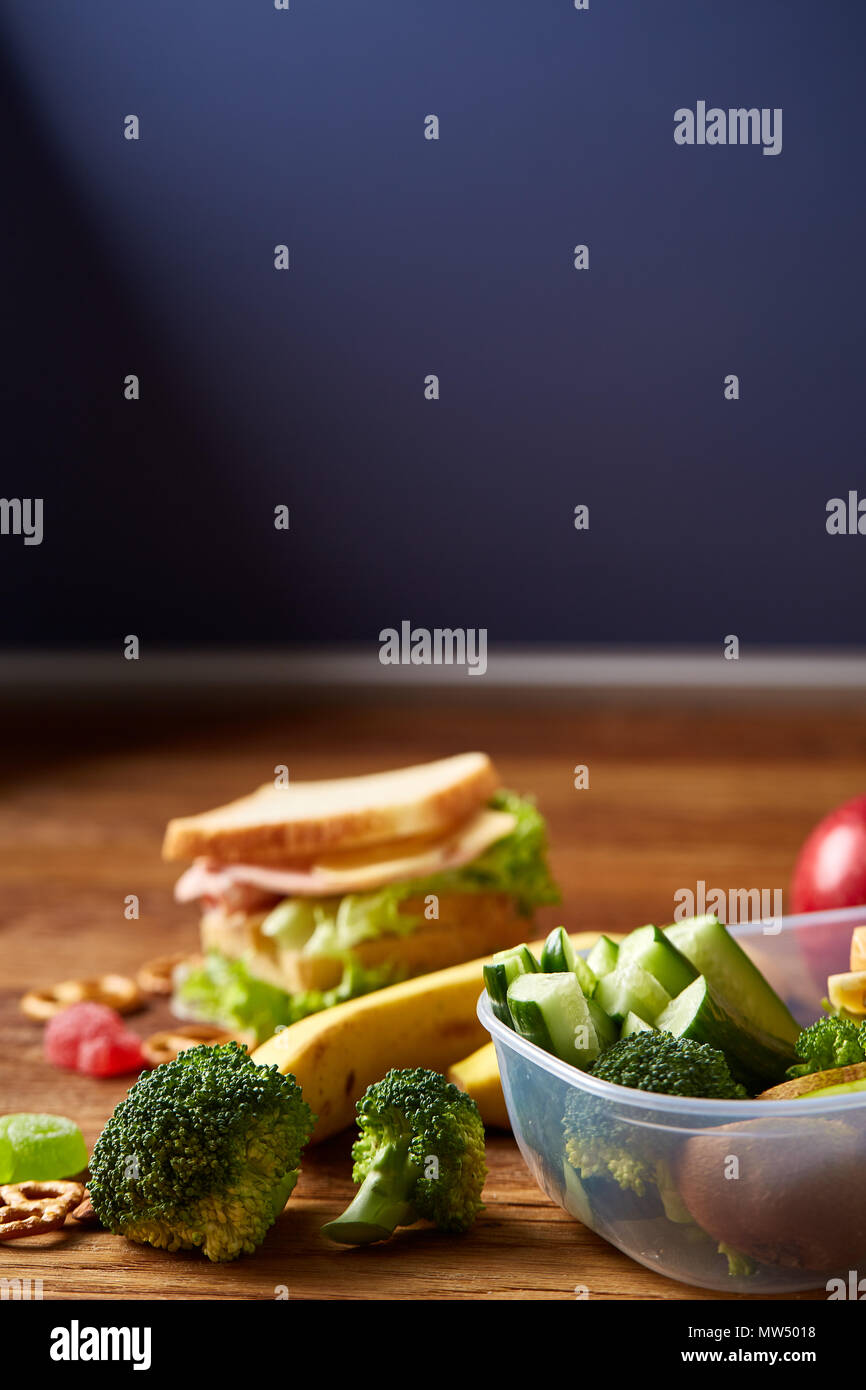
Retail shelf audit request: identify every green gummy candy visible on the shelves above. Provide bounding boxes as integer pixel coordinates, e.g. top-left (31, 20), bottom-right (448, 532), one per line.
top-left (0, 1113), bottom-right (88, 1183)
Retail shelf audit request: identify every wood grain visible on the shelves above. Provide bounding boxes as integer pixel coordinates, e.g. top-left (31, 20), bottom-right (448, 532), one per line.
top-left (2, 692), bottom-right (863, 1300)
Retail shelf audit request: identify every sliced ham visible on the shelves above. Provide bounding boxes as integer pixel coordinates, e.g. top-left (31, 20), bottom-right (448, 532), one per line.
top-left (174, 807), bottom-right (516, 906)
top-left (173, 860), bottom-right (326, 905)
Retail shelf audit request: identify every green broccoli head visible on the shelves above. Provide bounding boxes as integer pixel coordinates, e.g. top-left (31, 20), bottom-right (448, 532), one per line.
top-left (88, 1042), bottom-right (314, 1262)
top-left (787, 1016), bottom-right (866, 1079)
top-left (322, 1068), bottom-right (487, 1245)
top-left (590, 1032), bottom-right (747, 1099)
top-left (562, 1034), bottom-right (744, 1201)
top-left (562, 1089), bottom-right (656, 1196)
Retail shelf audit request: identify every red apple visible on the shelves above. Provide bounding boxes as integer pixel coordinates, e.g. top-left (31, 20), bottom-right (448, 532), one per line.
top-left (792, 795), bottom-right (866, 913)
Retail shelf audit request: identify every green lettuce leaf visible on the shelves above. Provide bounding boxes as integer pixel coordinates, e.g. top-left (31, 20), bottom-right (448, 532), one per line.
top-left (262, 889), bottom-right (423, 957)
top-left (174, 950), bottom-right (402, 1044)
top-left (415, 789), bottom-right (561, 915)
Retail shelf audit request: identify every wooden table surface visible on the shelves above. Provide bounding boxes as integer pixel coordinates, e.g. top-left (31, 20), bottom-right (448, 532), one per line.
top-left (2, 690), bottom-right (864, 1301)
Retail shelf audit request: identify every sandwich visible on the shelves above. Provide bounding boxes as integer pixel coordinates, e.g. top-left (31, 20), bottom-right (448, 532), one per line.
top-left (164, 752), bottom-right (559, 1041)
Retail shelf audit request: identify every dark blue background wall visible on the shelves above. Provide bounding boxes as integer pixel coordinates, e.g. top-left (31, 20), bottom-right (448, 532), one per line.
top-left (2, 0), bottom-right (864, 647)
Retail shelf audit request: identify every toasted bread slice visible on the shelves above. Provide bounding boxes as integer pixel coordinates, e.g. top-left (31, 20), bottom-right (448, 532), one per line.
top-left (163, 753), bottom-right (498, 864)
top-left (199, 893), bottom-right (530, 993)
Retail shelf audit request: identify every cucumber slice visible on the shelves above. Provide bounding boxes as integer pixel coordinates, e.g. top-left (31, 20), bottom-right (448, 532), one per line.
top-left (595, 960), bottom-right (671, 1025)
top-left (494, 943), bottom-right (540, 972)
top-left (655, 977), bottom-right (741, 1055)
top-left (586, 935), bottom-right (619, 978)
top-left (483, 944), bottom-right (539, 1026)
top-left (621, 1010), bottom-right (656, 1039)
top-left (617, 924), bottom-right (656, 961)
top-left (617, 925), bottom-right (697, 998)
top-left (587, 997), bottom-right (618, 1050)
top-left (665, 916), bottom-right (799, 1048)
top-left (655, 1159), bottom-right (693, 1224)
top-left (562, 1159), bottom-right (594, 1225)
top-left (541, 926), bottom-right (575, 972)
top-left (655, 976), bottom-right (793, 1092)
top-left (540, 926), bottom-right (597, 996)
top-left (572, 955), bottom-right (598, 998)
top-left (507, 973), bottom-right (600, 1067)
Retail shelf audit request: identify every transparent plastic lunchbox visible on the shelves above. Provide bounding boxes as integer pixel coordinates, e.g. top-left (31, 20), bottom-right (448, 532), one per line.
top-left (478, 906), bottom-right (866, 1294)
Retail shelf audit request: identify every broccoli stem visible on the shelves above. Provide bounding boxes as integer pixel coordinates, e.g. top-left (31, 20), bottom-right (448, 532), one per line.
top-left (322, 1142), bottom-right (420, 1245)
top-left (269, 1168), bottom-right (300, 1220)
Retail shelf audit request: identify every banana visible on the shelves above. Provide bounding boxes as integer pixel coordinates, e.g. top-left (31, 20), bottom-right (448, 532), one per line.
top-left (252, 929), bottom-right (615, 1141)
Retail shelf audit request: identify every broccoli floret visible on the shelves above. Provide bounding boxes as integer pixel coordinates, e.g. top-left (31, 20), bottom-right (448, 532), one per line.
top-left (562, 1089), bottom-right (656, 1196)
top-left (590, 1032), bottom-right (747, 1099)
top-left (786, 1015), bottom-right (866, 1078)
top-left (567, 1135), bottom-right (652, 1194)
top-left (563, 1035), bottom-right (744, 1199)
top-left (321, 1068), bottom-right (487, 1245)
top-left (88, 1042), bottom-right (314, 1262)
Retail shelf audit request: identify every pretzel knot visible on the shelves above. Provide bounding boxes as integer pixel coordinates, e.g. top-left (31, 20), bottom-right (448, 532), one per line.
top-left (0, 1181), bottom-right (85, 1240)
top-left (136, 953), bottom-right (189, 996)
top-left (20, 974), bottom-right (142, 1020)
top-left (141, 1023), bottom-right (254, 1068)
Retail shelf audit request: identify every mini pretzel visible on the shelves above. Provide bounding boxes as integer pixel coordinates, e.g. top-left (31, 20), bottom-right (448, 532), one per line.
top-left (141, 1023), bottom-right (254, 1067)
top-left (20, 974), bottom-right (143, 1021)
top-left (0, 1181), bottom-right (85, 1241)
top-left (136, 953), bottom-right (188, 996)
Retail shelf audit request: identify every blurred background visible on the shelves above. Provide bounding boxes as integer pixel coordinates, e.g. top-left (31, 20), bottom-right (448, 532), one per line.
top-left (1, 0), bottom-right (865, 952)
top-left (2, 0), bottom-right (865, 661)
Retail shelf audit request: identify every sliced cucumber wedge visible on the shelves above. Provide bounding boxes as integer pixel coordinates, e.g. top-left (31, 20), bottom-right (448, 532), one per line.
top-left (586, 934), bottom-right (619, 978)
top-left (495, 943), bottom-right (540, 972)
top-left (483, 944), bottom-right (539, 1026)
top-left (507, 972), bottom-right (600, 1067)
top-left (621, 1010), bottom-right (656, 1039)
top-left (655, 975), bottom-right (793, 1092)
top-left (587, 997), bottom-right (618, 1050)
top-left (616, 924), bottom-right (656, 962)
top-left (540, 925), bottom-right (575, 973)
top-left (562, 1159), bottom-right (595, 1225)
top-left (617, 924), bottom-right (697, 998)
top-left (665, 915), bottom-right (799, 1048)
top-left (540, 926), bottom-right (598, 996)
top-left (572, 955), bottom-right (598, 998)
top-left (595, 959), bottom-right (671, 1025)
